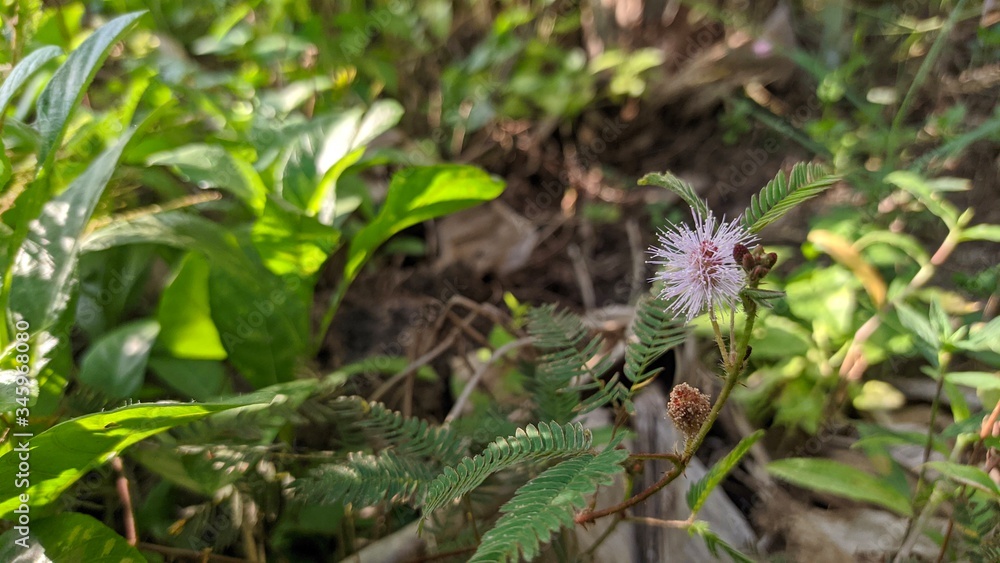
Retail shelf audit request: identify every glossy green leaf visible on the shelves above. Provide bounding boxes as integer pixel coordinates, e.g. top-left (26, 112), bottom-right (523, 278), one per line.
top-left (345, 165), bottom-right (504, 281)
top-left (81, 212), bottom-right (309, 388)
top-left (0, 402), bottom-right (242, 518)
top-left (147, 357), bottom-right (227, 401)
top-left (0, 45), bottom-right (62, 119)
top-left (35, 11), bottom-right (145, 169)
top-left (0, 513), bottom-right (145, 562)
top-left (77, 319), bottom-right (159, 399)
top-left (251, 198), bottom-right (341, 277)
top-left (924, 461), bottom-right (1000, 497)
top-left (208, 264), bottom-right (309, 388)
top-left (8, 131), bottom-right (134, 374)
top-left (310, 99), bottom-right (404, 220)
top-left (157, 252), bottom-right (227, 360)
top-left (767, 458), bottom-right (912, 516)
top-left (147, 144), bottom-right (267, 211)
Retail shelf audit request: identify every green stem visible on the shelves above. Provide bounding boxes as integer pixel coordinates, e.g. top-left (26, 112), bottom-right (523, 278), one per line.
top-left (683, 300), bottom-right (756, 462)
top-left (578, 301), bottom-right (760, 524)
top-left (313, 277), bottom-right (350, 354)
top-left (886, 0), bottom-right (968, 168)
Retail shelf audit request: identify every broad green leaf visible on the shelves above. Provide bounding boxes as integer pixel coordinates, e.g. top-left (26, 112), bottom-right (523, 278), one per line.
top-left (8, 131), bottom-right (134, 374)
top-left (82, 211), bottom-right (243, 270)
top-left (156, 252), bottom-right (227, 361)
top-left (345, 165), bottom-right (505, 281)
top-left (147, 357), bottom-right (227, 401)
top-left (81, 212), bottom-right (308, 387)
top-left (311, 100), bottom-right (404, 219)
top-left (638, 172), bottom-right (709, 220)
top-left (767, 458), bottom-right (912, 516)
top-left (0, 45), bottom-right (62, 120)
top-left (946, 371), bottom-right (1000, 391)
top-left (251, 198), bottom-right (341, 277)
top-left (0, 147), bottom-right (10, 191)
top-left (209, 264), bottom-right (309, 388)
top-left (35, 11), bottom-right (145, 169)
top-left (0, 369), bottom-right (30, 412)
top-left (0, 402), bottom-right (242, 518)
top-left (924, 461), bottom-right (1000, 497)
top-left (0, 513), bottom-right (145, 562)
top-left (687, 430), bottom-right (764, 514)
top-left (147, 144), bottom-right (267, 212)
top-left (77, 319), bottom-right (159, 399)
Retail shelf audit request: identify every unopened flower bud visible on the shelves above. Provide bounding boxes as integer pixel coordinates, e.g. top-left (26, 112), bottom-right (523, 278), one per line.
top-left (733, 243), bottom-right (749, 263)
top-left (741, 253), bottom-right (756, 272)
top-left (667, 383), bottom-right (712, 439)
top-left (764, 252), bottom-right (778, 268)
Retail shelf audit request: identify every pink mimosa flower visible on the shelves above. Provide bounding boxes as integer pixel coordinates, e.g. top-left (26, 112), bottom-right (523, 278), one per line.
top-left (648, 211), bottom-right (756, 321)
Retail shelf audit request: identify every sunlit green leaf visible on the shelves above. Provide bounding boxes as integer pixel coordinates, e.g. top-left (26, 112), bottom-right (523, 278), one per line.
top-left (8, 131), bottom-right (134, 375)
top-left (0, 402), bottom-right (244, 517)
top-left (0, 45), bottom-right (62, 120)
top-left (344, 165), bottom-right (504, 281)
top-left (0, 513), bottom-right (145, 562)
top-left (157, 252), bottom-right (227, 361)
top-left (35, 11), bottom-right (145, 169)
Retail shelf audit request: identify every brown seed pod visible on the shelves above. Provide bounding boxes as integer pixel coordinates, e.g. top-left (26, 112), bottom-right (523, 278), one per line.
top-left (667, 383), bottom-right (712, 438)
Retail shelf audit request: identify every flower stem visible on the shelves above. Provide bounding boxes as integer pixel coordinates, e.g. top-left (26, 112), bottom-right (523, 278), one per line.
top-left (578, 301), bottom-right (759, 524)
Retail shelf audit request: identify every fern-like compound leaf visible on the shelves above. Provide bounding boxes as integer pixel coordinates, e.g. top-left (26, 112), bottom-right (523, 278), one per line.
top-left (467, 445), bottom-right (628, 562)
top-left (329, 396), bottom-right (465, 465)
top-left (741, 163), bottom-right (838, 233)
top-left (624, 296), bottom-right (689, 387)
top-left (421, 421), bottom-right (593, 519)
top-left (527, 306), bottom-right (617, 423)
top-left (638, 172), bottom-right (710, 220)
top-left (686, 430), bottom-right (764, 515)
top-left (296, 450), bottom-right (436, 507)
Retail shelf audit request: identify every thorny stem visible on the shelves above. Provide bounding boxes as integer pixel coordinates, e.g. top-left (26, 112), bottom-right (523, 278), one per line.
top-left (709, 310), bottom-right (728, 361)
top-left (576, 300), bottom-right (759, 525)
top-left (628, 452), bottom-right (682, 464)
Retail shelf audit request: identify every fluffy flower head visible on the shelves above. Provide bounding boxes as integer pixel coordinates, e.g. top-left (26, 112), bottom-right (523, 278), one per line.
top-left (648, 210), bottom-right (756, 321)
